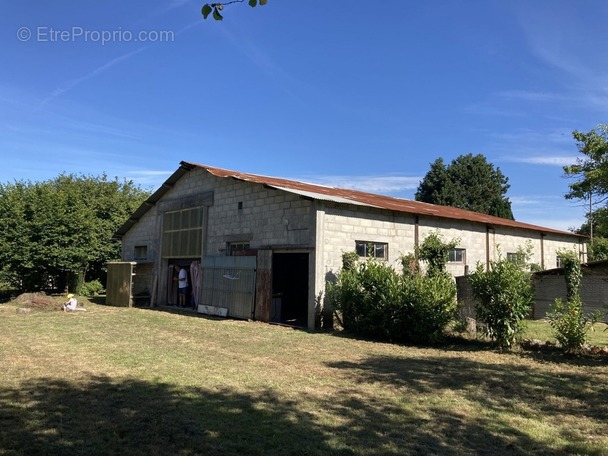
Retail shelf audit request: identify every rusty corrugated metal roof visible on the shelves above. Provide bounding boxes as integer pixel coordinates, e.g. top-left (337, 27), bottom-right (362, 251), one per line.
top-left (188, 161), bottom-right (582, 237)
top-left (114, 161), bottom-right (584, 238)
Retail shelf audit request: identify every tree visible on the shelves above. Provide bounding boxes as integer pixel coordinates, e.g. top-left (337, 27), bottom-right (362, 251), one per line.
top-left (575, 207), bottom-right (608, 238)
top-left (0, 174), bottom-right (149, 292)
top-left (563, 124), bottom-right (608, 204)
top-left (564, 124), bottom-right (608, 240)
top-left (201, 0), bottom-right (267, 21)
top-left (415, 154), bottom-right (514, 219)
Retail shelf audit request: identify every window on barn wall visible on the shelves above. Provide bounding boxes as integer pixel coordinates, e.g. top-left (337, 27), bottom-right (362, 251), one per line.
top-left (134, 245), bottom-right (148, 261)
top-left (448, 248), bottom-right (465, 263)
top-left (355, 241), bottom-right (388, 260)
top-left (227, 242), bottom-right (250, 256)
top-left (556, 255), bottom-right (563, 268)
top-left (507, 252), bottom-right (525, 264)
top-left (162, 207), bottom-right (204, 258)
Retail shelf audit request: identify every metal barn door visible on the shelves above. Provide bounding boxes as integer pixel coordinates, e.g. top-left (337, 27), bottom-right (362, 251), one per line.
top-left (199, 256), bottom-right (257, 319)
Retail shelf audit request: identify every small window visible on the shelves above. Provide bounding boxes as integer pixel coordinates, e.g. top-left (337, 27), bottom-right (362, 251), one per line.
top-left (448, 248), bottom-right (465, 263)
top-left (507, 252), bottom-right (525, 264)
top-left (227, 242), bottom-right (251, 256)
top-left (556, 256), bottom-right (563, 268)
top-left (134, 245), bottom-right (148, 261)
top-left (355, 241), bottom-right (388, 260)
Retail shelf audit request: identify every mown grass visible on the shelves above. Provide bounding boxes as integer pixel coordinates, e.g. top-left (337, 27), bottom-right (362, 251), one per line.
top-left (1, 299), bottom-right (607, 455)
top-left (522, 319), bottom-right (608, 347)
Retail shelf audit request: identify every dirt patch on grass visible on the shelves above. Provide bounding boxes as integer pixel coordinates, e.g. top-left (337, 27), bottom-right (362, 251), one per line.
top-left (12, 292), bottom-right (62, 311)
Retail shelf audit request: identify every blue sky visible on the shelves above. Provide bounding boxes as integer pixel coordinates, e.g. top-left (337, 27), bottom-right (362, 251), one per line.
top-left (2, 1), bottom-right (607, 231)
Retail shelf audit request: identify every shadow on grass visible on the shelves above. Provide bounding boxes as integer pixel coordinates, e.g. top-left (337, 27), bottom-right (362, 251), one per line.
top-left (1, 359), bottom-right (606, 456)
top-left (0, 377), bottom-right (342, 456)
top-left (325, 354), bottom-right (608, 455)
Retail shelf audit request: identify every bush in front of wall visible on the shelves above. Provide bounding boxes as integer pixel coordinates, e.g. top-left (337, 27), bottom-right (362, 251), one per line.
top-left (329, 255), bottom-right (457, 344)
top-left (330, 258), bottom-right (401, 340)
top-left (547, 250), bottom-right (602, 352)
top-left (468, 257), bottom-right (534, 349)
top-left (391, 271), bottom-right (457, 343)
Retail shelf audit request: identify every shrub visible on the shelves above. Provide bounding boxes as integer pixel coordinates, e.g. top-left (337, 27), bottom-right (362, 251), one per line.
top-left (79, 280), bottom-right (105, 297)
top-left (416, 232), bottom-right (459, 276)
top-left (392, 272), bottom-right (457, 343)
top-left (329, 251), bottom-right (457, 344)
top-left (547, 251), bottom-right (601, 352)
top-left (469, 258), bottom-right (534, 349)
top-left (329, 258), bottom-right (401, 340)
top-left (548, 297), bottom-right (600, 352)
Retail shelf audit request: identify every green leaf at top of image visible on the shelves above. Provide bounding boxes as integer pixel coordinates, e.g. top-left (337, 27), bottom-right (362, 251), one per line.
top-left (249, 0), bottom-right (257, 7)
top-left (201, 4), bottom-right (212, 19)
top-left (213, 7), bottom-right (224, 20)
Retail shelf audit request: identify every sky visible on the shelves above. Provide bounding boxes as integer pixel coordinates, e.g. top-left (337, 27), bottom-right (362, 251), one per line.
top-left (2, 1), bottom-right (607, 232)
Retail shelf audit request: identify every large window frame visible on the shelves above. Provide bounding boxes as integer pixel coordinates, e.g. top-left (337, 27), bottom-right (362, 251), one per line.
top-left (162, 207), bottom-right (204, 258)
top-left (355, 241), bottom-right (388, 261)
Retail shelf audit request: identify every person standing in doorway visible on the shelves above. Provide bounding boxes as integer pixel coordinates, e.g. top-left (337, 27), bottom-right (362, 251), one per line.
top-left (177, 265), bottom-right (189, 308)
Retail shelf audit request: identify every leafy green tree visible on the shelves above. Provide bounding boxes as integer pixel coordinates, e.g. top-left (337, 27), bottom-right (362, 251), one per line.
top-left (563, 124), bottom-right (608, 205)
top-left (468, 254), bottom-right (534, 349)
top-left (202, 0), bottom-right (267, 21)
top-left (0, 174), bottom-right (149, 293)
top-left (588, 237), bottom-right (608, 261)
top-left (575, 208), bottom-right (608, 238)
top-left (415, 154), bottom-right (514, 219)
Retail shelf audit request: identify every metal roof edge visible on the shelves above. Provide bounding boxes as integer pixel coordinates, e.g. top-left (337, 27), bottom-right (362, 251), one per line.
top-left (116, 161), bottom-right (585, 241)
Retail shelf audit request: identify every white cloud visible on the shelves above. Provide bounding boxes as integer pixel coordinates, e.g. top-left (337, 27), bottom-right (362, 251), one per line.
top-left (505, 156), bottom-right (576, 166)
top-left (295, 175), bottom-right (421, 195)
top-left (125, 170), bottom-right (174, 186)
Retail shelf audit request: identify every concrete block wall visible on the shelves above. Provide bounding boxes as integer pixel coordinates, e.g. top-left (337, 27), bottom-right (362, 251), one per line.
top-left (202, 171), bottom-right (315, 252)
top-left (121, 205), bottom-right (160, 263)
top-left (418, 218), bottom-right (486, 277)
top-left (319, 203), bottom-right (416, 278)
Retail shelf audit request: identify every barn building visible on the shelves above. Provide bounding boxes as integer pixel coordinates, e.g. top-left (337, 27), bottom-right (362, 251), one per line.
top-left (110, 161), bottom-right (587, 329)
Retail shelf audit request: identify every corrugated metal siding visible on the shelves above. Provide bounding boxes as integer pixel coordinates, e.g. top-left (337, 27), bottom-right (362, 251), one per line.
top-left (200, 256), bottom-right (256, 320)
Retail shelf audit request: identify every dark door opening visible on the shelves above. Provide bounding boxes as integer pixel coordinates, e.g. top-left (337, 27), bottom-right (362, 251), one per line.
top-left (167, 260), bottom-right (197, 308)
top-left (272, 253), bottom-right (309, 327)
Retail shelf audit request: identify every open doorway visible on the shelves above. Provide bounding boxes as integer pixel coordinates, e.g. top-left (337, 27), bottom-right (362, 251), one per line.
top-left (271, 252), bottom-right (309, 327)
top-left (167, 260), bottom-right (198, 308)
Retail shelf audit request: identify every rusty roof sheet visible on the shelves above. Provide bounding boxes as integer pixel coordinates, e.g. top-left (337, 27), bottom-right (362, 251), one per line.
top-left (185, 161), bottom-right (582, 238)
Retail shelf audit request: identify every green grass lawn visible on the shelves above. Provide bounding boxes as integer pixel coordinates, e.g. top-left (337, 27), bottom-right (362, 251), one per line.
top-left (1, 299), bottom-right (607, 455)
top-left (522, 319), bottom-right (608, 347)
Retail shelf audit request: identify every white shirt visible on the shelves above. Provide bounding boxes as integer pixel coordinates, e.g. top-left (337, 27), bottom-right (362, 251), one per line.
top-left (178, 268), bottom-right (188, 289)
